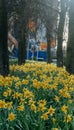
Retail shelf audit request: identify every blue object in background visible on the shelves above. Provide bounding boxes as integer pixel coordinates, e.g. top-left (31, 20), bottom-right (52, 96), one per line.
top-left (27, 50), bottom-right (46, 61)
top-left (38, 51), bottom-right (46, 61)
top-left (9, 48), bottom-right (47, 61)
top-left (15, 49), bottom-right (18, 58)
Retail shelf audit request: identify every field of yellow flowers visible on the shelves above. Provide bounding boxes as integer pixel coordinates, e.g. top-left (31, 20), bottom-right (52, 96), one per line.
top-left (0, 62), bottom-right (74, 130)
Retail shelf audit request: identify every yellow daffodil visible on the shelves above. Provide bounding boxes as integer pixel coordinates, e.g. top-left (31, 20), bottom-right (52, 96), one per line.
top-left (8, 113), bottom-right (16, 121)
top-left (54, 96), bottom-right (60, 102)
top-left (17, 105), bottom-right (24, 111)
top-left (0, 100), bottom-right (6, 108)
top-left (52, 128), bottom-right (58, 130)
top-left (64, 114), bottom-right (72, 123)
top-left (6, 102), bottom-right (13, 110)
top-left (48, 106), bottom-right (55, 116)
top-left (41, 112), bottom-right (49, 120)
top-left (61, 105), bottom-right (68, 114)
top-left (30, 104), bottom-right (36, 113)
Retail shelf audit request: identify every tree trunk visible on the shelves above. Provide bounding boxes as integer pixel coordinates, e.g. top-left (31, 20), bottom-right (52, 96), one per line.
top-left (18, 19), bottom-right (26, 65)
top-left (66, 0), bottom-right (74, 74)
top-left (0, 0), bottom-right (9, 76)
top-left (46, 0), bottom-right (58, 64)
top-left (57, 0), bottom-right (66, 67)
top-left (46, 1), bottom-right (54, 64)
top-left (46, 25), bottom-right (51, 63)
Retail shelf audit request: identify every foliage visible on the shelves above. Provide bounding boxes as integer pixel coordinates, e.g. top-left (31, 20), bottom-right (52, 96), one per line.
top-left (0, 62), bottom-right (74, 130)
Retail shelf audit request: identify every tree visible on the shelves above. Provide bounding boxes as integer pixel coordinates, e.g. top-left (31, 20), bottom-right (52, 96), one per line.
top-left (46, 15), bottom-right (52, 63)
top-left (57, 0), bottom-right (67, 67)
top-left (6, 0), bottom-right (58, 64)
top-left (46, 0), bottom-right (58, 63)
top-left (66, 0), bottom-right (74, 74)
top-left (16, 0), bottom-right (26, 65)
top-left (18, 16), bottom-right (27, 65)
top-left (7, 0), bottom-right (28, 65)
top-left (0, 0), bottom-right (9, 76)
top-left (7, 0), bottom-right (38, 65)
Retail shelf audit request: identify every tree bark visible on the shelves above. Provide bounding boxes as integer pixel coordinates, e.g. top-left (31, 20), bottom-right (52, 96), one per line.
top-left (0, 0), bottom-right (9, 76)
top-left (57, 0), bottom-right (66, 67)
top-left (46, 1), bottom-right (54, 64)
top-left (66, 0), bottom-right (74, 74)
top-left (18, 18), bottom-right (27, 65)
top-left (46, 0), bottom-right (58, 64)
top-left (46, 24), bottom-right (51, 63)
